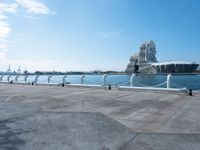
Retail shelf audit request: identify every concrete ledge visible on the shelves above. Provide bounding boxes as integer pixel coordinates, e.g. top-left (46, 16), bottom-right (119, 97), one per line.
top-left (35, 83), bottom-right (61, 86)
top-left (0, 81), bottom-right (30, 85)
top-left (13, 82), bottom-right (32, 85)
top-left (67, 84), bottom-right (103, 89)
top-left (118, 86), bottom-right (188, 93)
top-left (0, 81), bottom-right (62, 86)
top-left (0, 81), bottom-right (9, 84)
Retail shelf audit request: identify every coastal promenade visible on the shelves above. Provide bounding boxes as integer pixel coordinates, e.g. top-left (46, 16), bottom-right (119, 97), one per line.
top-left (0, 84), bottom-right (200, 149)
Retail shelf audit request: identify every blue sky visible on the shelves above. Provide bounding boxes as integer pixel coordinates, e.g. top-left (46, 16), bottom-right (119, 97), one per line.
top-left (0, 0), bottom-right (200, 72)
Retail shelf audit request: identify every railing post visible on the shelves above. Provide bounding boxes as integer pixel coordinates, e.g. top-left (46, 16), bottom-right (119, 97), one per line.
top-left (15, 75), bottom-right (19, 82)
top-left (0, 75), bottom-right (4, 81)
top-left (7, 75), bottom-right (11, 82)
top-left (102, 74), bottom-right (108, 87)
top-left (48, 75), bottom-right (52, 83)
top-left (35, 75), bottom-right (39, 83)
top-left (167, 74), bottom-right (172, 88)
top-left (25, 75), bottom-right (28, 82)
top-left (81, 74), bottom-right (85, 84)
top-left (130, 74), bottom-right (135, 87)
top-left (63, 75), bottom-right (67, 83)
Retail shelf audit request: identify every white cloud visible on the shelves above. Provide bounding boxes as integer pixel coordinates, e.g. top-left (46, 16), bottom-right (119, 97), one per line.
top-left (0, 51), bottom-right (7, 61)
top-left (16, 0), bottom-right (54, 14)
top-left (0, 0), bottom-right (55, 69)
top-left (0, 3), bottom-right (18, 51)
top-left (0, 3), bottom-right (18, 13)
top-left (24, 15), bottom-right (42, 20)
top-left (0, 44), bottom-right (7, 49)
top-left (0, 1), bottom-right (58, 72)
top-left (0, 21), bottom-right (11, 50)
top-left (0, 39), bottom-right (7, 42)
top-left (0, 14), bottom-right (7, 20)
top-left (0, 17), bottom-right (10, 51)
top-left (0, 22), bottom-right (11, 39)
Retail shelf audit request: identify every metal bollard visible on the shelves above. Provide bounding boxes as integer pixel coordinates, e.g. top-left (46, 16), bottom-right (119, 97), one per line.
top-left (61, 83), bottom-right (65, 87)
top-left (188, 89), bottom-right (192, 96)
top-left (108, 84), bottom-right (111, 90)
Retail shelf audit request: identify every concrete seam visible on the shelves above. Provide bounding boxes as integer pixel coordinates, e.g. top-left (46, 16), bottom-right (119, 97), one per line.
top-left (119, 133), bottom-right (139, 150)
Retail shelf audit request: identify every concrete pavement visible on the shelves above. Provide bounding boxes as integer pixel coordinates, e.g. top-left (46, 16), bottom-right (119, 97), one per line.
top-left (0, 84), bottom-right (200, 149)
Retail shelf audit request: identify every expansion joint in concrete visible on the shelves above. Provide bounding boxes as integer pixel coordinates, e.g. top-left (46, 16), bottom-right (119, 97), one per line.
top-left (120, 133), bottom-right (139, 150)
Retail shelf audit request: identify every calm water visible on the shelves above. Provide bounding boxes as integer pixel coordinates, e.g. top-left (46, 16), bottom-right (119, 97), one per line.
top-left (1, 74), bottom-right (200, 90)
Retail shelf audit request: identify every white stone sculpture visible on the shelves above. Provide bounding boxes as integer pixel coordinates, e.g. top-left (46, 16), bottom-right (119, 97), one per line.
top-left (126, 40), bottom-right (199, 73)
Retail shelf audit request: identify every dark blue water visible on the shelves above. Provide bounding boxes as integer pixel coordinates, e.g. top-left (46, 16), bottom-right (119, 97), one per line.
top-left (1, 74), bottom-right (200, 90)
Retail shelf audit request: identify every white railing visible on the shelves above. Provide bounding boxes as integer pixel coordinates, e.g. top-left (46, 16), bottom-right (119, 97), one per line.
top-left (81, 74), bottom-right (85, 84)
top-left (0, 75), bottom-right (4, 81)
top-left (0, 74), bottom-right (190, 93)
top-left (167, 74), bottom-right (172, 88)
top-left (0, 74), bottom-right (175, 88)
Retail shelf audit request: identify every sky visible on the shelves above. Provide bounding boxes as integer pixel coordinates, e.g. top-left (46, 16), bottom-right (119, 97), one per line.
top-left (0, 0), bottom-right (200, 72)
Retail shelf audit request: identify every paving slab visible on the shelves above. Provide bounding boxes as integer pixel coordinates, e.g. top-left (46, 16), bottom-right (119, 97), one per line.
top-left (0, 102), bottom-right (41, 120)
top-left (1, 84), bottom-right (200, 134)
top-left (0, 112), bottom-right (135, 150)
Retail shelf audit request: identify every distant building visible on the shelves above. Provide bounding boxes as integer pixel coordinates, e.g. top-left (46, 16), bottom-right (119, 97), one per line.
top-left (126, 40), bottom-right (199, 74)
